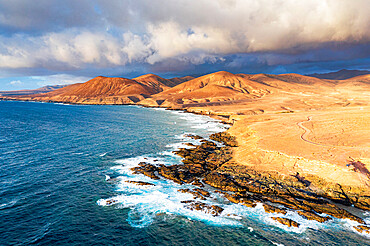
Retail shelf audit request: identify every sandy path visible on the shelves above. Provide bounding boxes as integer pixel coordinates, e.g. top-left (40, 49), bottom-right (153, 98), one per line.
top-left (297, 116), bottom-right (326, 146)
top-left (297, 116), bottom-right (370, 150)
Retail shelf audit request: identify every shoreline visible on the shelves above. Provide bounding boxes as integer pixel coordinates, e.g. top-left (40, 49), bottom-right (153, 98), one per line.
top-left (2, 99), bottom-right (370, 233)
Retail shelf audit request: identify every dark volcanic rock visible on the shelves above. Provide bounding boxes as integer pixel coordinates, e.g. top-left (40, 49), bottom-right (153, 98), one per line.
top-left (125, 181), bottom-right (155, 186)
top-left (355, 196), bottom-right (370, 211)
top-left (354, 225), bottom-right (370, 234)
top-left (158, 164), bottom-right (184, 184)
top-left (194, 188), bottom-right (210, 197)
top-left (223, 193), bottom-right (257, 208)
top-left (204, 172), bottom-right (244, 192)
top-left (172, 140), bottom-right (232, 178)
top-left (302, 200), bottom-right (364, 224)
top-left (105, 199), bottom-right (118, 205)
top-left (297, 210), bottom-right (331, 223)
top-left (181, 200), bottom-right (224, 216)
top-left (192, 179), bottom-right (204, 187)
top-left (272, 217), bottom-right (300, 228)
top-left (215, 163), bottom-right (366, 224)
top-left (210, 132), bottom-right (238, 147)
top-left (185, 142), bottom-right (196, 147)
top-left (178, 189), bottom-right (206, 200)
top-left (263, 204), bottom-right (287, 215)
top-left (185, 134), bottom-right (203, 140)
top-left (131, 162), bottom-right (160, 180)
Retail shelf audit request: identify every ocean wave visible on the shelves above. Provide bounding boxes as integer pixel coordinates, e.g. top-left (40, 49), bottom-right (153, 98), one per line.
top-left (99, 152), bottom-right (108, 157)
top-left (0, 199), bottom-right (18, 210)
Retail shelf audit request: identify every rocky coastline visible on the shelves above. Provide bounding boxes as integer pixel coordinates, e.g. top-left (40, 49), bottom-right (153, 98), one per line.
top-left (131, 129), bottom-right (369, 232)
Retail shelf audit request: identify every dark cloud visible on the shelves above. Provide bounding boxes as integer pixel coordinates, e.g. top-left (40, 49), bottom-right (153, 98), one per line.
top-left (0, 0), bottom-right (100, 35)
top-left (0, 0), bottom-right (369, 90)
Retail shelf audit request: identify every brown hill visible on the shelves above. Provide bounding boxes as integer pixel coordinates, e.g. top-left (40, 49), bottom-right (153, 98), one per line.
top-left (132, 74), bottom-right (193, 93)
top-left (19, 76), bottom-right (159, 104)
top-left (139, 71), bottom-right (275, 107)
top-left (0, 85), bottom-right (66, 96)
top-left (308, 69), bottom-right (370, 80)
top-left (4, 74), bottom-right (194, 105)
top-left (168, 76), bottom-right (195, 85)
top-left (236, 73), bottom-right (336, 92)
top-left (333, 74), bottom-right (370, 91)
top-left (269, 73), bottom-right (334, 86)
top-left (343, 74), bottom-right (370, 83)
top-left (237, 74), bottom-right (310, 91)
top-left (133, 74), bottom-right (173, 93)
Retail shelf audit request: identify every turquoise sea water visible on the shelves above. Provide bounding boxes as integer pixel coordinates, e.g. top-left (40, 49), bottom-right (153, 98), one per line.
top-left (0, 100), bottom-right (369, 246)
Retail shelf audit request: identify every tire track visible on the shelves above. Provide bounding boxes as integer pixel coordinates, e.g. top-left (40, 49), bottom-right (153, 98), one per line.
top-left (297, 116), bottom-right (370, 150)
top-left (297, 116), bottom-right (327, 146)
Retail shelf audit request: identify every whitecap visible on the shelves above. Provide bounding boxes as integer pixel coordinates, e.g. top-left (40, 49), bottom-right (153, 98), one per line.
top-left (0, 199), bottom-right (18, 210)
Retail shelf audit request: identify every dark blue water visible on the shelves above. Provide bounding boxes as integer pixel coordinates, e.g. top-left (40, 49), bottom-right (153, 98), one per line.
top-left (0, 101), bottom-right (369, 246)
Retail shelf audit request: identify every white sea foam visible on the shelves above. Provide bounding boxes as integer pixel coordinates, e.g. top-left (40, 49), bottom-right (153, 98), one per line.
top-left (0, 199), bottom-right (18, 210)
top-left (98, 177), bottom-right (242, 227)
top-left (149, 107), bottom-right (167, 111)
top-left (169, 110), bottom-right (229, 133)
top-left (165, 142), bottom-right (194, 150)
top-left (271, 242), bottom-right (285, 246)
top-left (100, 152), bottom-right (107, 157)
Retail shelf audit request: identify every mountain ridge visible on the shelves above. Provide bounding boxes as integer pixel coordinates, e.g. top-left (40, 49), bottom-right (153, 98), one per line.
top-left (2, 71), bottom-right (369, 106)
top-left (307, 69), bottom-right (370, 80)
top-left (0, 85), bottom-right (66, 96)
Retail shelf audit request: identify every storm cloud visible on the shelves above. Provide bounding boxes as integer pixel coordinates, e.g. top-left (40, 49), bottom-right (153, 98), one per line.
top-left (0, 0), bottom-right (369, 89)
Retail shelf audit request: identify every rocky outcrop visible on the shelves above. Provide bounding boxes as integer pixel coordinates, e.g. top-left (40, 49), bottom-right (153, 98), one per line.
top-left (354, 225), bottom-right (370, 234)
top-left (131, 137), bottom-right (232, 186)
top-left (209, 132), bottom-right (238, 147)
top-left (193, 188), bottom-right (210, 197)
top-left (204, 166), bottom-right (365, 224)
top-left (131, 162), bottom-right (160, 180)
top-left (105, 199), bottom-right (118, 205)
top-left (223, 193), bottom-right (257, 207)
top-left (125, 181), bottom-right (155, 186)
top-left (185, 134), bottom-right (204, 140)
top-left (204, 172), bottom-right (244, 192)
top-left (263, 204), bottom-right (287, 215)
top-left (272, 217), bottom-right (300, 228)
top-left (178, 189), bottom-right (206, 200)
top-left (181, 200), bottom-right (224, 216)
top-left (297, 210), bottom-right (331, 223)
top-left (304, 174), bottom-right (370, 211)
